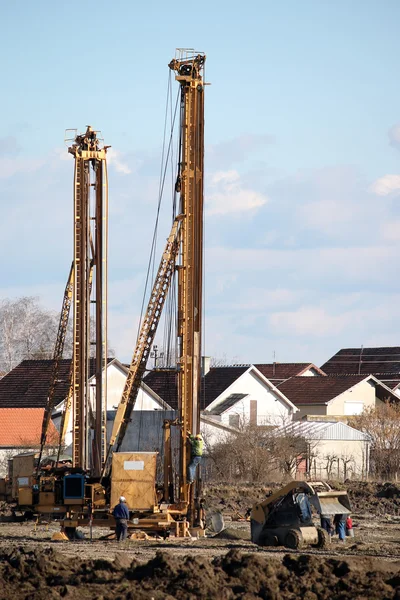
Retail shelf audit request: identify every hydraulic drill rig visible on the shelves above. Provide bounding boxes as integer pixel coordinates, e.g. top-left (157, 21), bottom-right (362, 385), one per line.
top-left (102, 50), bottom-right (207, 534)
top-left (68, 125), bottom-right (109, 477)
top-left (10, 51), bottom-right (207, 538)
top-left (8, 127), bottom-right (110, 526)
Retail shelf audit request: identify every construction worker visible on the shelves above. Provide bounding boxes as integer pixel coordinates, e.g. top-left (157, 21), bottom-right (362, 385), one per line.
top-left (320, 513), bottom-right (333, 539)
top-left (112, 496), bottom-right (129, 541)
top-left (187, 432), bottom-right (204, 483)
top-left (333, 513), bottom-right (346, 542)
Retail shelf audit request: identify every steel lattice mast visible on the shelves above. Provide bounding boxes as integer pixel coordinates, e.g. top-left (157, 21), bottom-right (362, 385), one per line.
top-left (68, 126), bottom-right (109, 475)
top-left (169, 50), bottom-right (206, 504)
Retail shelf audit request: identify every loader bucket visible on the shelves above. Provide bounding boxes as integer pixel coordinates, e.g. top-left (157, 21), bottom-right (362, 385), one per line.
top-left (310, 491), bottom-right (351, 515)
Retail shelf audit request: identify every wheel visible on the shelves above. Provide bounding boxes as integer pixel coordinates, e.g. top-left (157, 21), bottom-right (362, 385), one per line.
top-left (315, 527), bottom-right (329, 549)
top-left (284, 529), bottom-right (303, 550)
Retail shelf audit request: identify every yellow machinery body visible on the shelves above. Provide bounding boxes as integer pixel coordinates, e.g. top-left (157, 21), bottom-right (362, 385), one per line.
top-left (250, 481), bottom-right (351, 549)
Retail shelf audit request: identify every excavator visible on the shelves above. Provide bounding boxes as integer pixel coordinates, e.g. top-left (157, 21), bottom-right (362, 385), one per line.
top-left (250, 481), bottom-right (352, 549)
top-left (0, 49), bottom-right (207, 538)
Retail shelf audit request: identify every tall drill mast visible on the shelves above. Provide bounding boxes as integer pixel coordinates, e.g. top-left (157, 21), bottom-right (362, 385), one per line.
top-left (68, 126), bottom-right (109, 475)
top-left (169, 50), bottom-right (205, 503)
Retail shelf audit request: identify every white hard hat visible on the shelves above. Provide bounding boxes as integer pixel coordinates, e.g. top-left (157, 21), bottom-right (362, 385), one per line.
top-left (119, 496), bottom-right (126, 502)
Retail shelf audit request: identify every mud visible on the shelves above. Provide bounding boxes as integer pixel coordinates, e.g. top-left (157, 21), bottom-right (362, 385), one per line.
top-left (1, 545), bottom-right (400, 600)
top-left (2, 481), bottom-right (400, 598)
top-left (205, 481), bottom-right (400, 517)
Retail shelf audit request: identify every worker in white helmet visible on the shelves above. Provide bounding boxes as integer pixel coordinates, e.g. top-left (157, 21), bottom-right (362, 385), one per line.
top-left (112, 496), bottom-right (130, 541)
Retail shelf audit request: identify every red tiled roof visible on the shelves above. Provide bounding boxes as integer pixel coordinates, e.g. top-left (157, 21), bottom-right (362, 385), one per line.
top-left (0, 408), bottom-right (58, 447)
top-left (0, 359), bottom-right (113, 409)
top-left (254, 363), bottom-right (325, 381)
top-left (277, 375), bottom-right (375, 405)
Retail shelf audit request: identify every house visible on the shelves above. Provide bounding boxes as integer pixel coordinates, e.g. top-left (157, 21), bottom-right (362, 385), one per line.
top-left (277, 375), bottom-right (398, 421)
top-left (0, 409), bottom-right (58, 476)
top-left (254, 363), bottom-right (325, 385)
top-left (321, 347), bottom-right (400, 390)
top-left (0, 358), bottom-right (171, 451)
top-left (143, 364), bottom-right (299, 427)
top-left (275, 420), bottom-right (371, 479)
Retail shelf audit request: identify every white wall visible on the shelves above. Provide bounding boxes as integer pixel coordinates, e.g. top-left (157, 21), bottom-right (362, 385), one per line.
top-left (207, 369), bottom-right (294, 427)
top-left (54, 363), bottom-right (165, 447)
top-left (302, 368), bottom-right (320, 377)
top-left (327, 380), bottom-right (380, 416)
top-left (309, 439), bottom-right (369, 479)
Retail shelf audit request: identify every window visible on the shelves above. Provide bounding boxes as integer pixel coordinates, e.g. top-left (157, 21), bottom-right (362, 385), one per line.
top-left (344, 401), bottom-right (364, 416)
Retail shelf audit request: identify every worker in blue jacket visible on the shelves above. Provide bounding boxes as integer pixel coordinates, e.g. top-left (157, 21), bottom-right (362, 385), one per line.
top-left (112, 496), bottom-right (130, 541)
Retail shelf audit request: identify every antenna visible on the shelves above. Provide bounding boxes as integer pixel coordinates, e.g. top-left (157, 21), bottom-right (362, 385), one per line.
top-left (358, 345), bottom-right (364, 375)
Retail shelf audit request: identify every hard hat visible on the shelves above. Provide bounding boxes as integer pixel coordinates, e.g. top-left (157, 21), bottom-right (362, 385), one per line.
top-left (119, 496), bottom-right (126, 502)
top-left (195, 433), bottom-right (203, 439)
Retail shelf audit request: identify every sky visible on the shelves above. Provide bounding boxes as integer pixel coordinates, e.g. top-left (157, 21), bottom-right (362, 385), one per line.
top-left (1, 0), bottom-right (400, 367)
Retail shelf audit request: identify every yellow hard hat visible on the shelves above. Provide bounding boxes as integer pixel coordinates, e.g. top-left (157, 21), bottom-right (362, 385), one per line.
top-left (195, 433), bottom-right (203, 439)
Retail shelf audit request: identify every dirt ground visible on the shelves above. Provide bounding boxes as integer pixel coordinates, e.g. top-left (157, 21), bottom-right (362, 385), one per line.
top-left (1, 481), bottom-right (400, 598)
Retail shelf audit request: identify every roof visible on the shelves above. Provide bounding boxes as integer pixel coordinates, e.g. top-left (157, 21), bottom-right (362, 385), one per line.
top-left (143, 366), bottom-right (249, 410)
top-left (321, 348), bottom-right (400, 384)
top-left (254, 363), bottom-right (325, 382)
top-left (0, 408), bottom-right (58, 446)
top-left (277, 375), bottom-right (398, 406)
top-left (201, 367), bottom-right (248, 408)
top-left (0, 358), bottom-right (114, 409)
top-left (142, 369), bottom-right (179, 409)
top-left (208, 393), bottom-right (248, 415)
top-left (274, 420), bottom-right (370, 442)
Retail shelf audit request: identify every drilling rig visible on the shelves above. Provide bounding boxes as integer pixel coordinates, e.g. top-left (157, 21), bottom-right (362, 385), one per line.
top-left (6, 50), bottom-right (207, 538)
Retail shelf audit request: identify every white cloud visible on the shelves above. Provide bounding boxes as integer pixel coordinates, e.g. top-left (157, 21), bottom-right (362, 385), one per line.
top-left (107, 148), bottom-right (132, 175)
top-left (369, 174), bottom-right (400, 196)
top-left (206, 170), bottom-right (268, 216)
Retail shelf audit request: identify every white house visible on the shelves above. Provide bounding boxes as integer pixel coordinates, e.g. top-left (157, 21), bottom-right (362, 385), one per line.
top-left (53, 358), bottom-right (171, 448)
top-left (278, 375), bottom-right (399, 420)
top-left (202, 366), bottom-right (298, 427)
top-left (275, 420), bottom-right (371, 479)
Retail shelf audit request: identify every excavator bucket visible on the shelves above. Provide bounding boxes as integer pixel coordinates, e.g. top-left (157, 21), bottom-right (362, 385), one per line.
top-left (52, 531), bottom-right (69, 541)
top-left (310, 491), bottom-right (351, 515)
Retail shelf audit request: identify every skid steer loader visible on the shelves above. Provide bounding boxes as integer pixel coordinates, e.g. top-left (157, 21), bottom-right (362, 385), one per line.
top-left (250, 481), bottom-right (351, 549)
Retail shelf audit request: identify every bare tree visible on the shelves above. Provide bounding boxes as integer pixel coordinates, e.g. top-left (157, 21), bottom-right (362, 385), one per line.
top-left (324, 453), bottom-right (338, 479)
top-left (204, 418), bottom-right (312, 483)
top-left (0, 296), bottom-right (114, 374)
top-left (210, 355), bottom-right (242, 367)
top-left (341, 453), bottom-right (355, 480)
top-left (0, 297), bottom-right (59, 372)
top-left (351, 401), bottom-right (400, 479)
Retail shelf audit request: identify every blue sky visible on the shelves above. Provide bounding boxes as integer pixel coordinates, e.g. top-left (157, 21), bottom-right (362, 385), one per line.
top-left (1, 1), bottom-right (400, 366)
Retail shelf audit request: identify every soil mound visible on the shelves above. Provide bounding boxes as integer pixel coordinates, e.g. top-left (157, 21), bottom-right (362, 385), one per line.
top-left (212, 526), bottom-right (251, 541)
top-left (1, 545), bottom-right (400, 599)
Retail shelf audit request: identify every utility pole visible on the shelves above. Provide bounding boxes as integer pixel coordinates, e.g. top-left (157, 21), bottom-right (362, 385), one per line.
top-left (151, 344), bottom-right (164, 368)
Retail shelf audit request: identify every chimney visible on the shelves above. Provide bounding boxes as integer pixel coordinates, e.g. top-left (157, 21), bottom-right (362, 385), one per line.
top-left (201, 356), bottom-right (211, 377)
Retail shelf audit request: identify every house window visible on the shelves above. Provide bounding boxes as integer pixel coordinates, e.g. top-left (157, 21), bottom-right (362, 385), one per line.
top-left (229, 414), bottom-right (240, 428)
top-left (250, 400), bottom-right (257, 425)
top-left (344, 402), bottom-right (364, 416)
